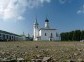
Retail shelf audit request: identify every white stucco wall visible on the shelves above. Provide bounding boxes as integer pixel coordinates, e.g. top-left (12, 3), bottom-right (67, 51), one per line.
top-left (33, 28), bottom-right (39, 40)
top-left (39, 29), bottom-right (59, 40)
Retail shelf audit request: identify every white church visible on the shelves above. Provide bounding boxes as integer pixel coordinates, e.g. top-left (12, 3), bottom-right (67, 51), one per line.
top-left (33, 18), bottom-right (60, 41)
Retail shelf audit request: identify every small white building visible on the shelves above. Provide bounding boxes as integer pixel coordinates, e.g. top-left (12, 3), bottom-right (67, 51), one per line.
top-left (33, 18), bottom-right (60, 41)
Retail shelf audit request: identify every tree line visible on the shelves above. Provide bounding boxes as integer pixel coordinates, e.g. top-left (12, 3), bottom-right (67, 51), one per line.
top-left (60, 30), bottom-right (84, 41)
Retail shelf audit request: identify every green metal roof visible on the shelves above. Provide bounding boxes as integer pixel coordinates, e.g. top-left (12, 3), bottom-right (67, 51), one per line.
top-left (0, 30), bottom-right (20, 36)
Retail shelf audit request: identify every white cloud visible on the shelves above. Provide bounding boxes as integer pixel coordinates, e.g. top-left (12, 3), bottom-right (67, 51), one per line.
top-left (18, 16), bottom-right (24, 20)
top-left (77, 5), bottom-right (84, 14)
top-left (0, 0), bottom-right (51, 21)
top-left (58, 0), bottom-right (72, 4)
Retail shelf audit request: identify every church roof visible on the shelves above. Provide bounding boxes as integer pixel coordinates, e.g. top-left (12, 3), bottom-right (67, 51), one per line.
top-left (39, 28), bottom-right (56, 30)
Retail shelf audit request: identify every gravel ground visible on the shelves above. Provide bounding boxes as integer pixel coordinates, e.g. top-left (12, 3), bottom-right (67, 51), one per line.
top-left (0, 41), bottom-right (84, 62)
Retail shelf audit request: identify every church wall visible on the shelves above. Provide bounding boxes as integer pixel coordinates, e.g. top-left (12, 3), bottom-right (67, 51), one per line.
top-left (39, 30), bottom-right (58, 40)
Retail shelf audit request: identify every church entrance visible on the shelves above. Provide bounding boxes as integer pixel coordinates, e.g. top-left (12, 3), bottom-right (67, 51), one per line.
top-left (49, 37), bottom-right (53, 41)
top-left (49, 33), bottom-right (53, 41)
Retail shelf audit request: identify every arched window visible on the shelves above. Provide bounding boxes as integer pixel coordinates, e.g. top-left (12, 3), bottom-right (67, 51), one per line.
top-left (56, 33), bottom-right (58, 37)
top-left (45, 33), bottom-right (47, 36)
top-left (51, 33), bottom-right (53, 38)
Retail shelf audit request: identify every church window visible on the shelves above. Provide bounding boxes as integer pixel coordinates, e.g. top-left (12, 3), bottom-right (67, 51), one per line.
top-left (45, 33), bottom-right (47, 36)
top-left (51, 33), bottom-right (53, 38)
top-left (6, 35), bottom-right (8, 39)
top-left (56, 33), bottom-right (58, 37)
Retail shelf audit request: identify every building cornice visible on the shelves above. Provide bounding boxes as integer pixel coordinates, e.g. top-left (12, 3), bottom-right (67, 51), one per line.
top-left (39, 28), bottom-right (56, 30)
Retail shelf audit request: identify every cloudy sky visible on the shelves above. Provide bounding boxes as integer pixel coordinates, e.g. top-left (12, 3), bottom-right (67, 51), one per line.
top-left (0, 0), bottom-right (84, 35)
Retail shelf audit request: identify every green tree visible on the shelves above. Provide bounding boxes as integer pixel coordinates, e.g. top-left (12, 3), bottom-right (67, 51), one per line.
top-left (75, 30), bottom-right (81, 41)
top-left (60, 30), bottom-right (82, 41)
top-left (80, 30), bottom-right (84, 40)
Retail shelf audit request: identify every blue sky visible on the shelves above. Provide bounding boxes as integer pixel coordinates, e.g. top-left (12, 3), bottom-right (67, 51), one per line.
top-left (0, 0), bottom-right (84, 36)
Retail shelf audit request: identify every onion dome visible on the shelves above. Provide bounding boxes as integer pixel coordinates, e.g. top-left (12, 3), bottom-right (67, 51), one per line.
top-left (45, 18), bottom-right (49, 22)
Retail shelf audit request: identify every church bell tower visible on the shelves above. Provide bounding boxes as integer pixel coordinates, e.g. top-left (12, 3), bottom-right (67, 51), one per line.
top-left (33, 19), bottom-right (39, 41)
